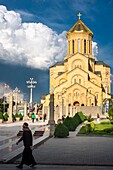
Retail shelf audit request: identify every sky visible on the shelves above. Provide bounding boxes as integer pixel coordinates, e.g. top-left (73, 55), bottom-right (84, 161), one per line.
top-left (0, 0), bottom-right (113, 103)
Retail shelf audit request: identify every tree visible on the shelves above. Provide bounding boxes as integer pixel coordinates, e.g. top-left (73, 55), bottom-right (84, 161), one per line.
top-left (102, 99), bottom-right (113, 114)
top-left (108, 106), bottom-right (113, 119)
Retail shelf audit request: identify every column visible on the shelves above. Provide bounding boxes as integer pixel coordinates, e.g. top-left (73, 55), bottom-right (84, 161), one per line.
top-left (66, 99), bottom-right (69, 117)
top-left (49, 92), bottom-right (55, 137)
top-left (24, 101), bottom-right (27, 120)
top-left (8, 92), bottom-right (13, 123)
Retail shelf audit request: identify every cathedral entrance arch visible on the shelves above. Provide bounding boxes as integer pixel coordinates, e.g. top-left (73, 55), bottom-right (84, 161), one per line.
top-left (73, 101), bottom-right (80, 106)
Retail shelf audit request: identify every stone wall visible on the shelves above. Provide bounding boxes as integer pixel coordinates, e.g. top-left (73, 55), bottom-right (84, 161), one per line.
top-left (44, 105), bottom-right (105, 121)
top-left (75, 106), bottom-right (103, 118)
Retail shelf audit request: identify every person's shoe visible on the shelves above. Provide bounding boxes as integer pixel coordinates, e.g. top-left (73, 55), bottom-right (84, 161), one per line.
top-left (16, 165), bottom-right (23, 169)
top-left (30, 162), bottom-right (37, 167)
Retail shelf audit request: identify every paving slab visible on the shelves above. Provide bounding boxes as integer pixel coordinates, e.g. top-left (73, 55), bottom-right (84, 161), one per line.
top-left (1, 122), bottom-right (113, 170)
top-left (0, 164), bottom-right (113, 170)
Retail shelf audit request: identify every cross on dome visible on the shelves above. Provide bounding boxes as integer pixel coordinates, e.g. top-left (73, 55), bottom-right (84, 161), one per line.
top-left (77, 12), bottom-right (82, 20)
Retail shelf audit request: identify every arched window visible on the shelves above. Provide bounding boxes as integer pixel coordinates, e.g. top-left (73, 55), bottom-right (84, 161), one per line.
top-left (79, 79), bottom-right (81, 84)
top-left (84, 39), bottom-right (86, 53)
top-left (68, 41), bottom-right (70, 54)
top-left (89, 40), bottom-right (91, 54)
top-left (74, 79), bottom-right (76, 83)
top-left (78, 39), bottom-right (80, 52)
top-left (96, 94), bottom-right (98, 99)
top-left (89, 99), bottom-right (91, 105)
top-left (75, 92), bottom-right (79, 98)
top-left (72, 40), bottom-right (74, 54)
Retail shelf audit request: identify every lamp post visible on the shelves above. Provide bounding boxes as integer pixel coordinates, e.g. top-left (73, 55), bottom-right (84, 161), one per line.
top-left (26, 78), bottom-right (37, 104)
top-left (49, 87), bottom-right (55, 137)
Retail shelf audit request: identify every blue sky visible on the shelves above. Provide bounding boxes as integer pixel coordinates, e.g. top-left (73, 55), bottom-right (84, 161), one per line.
top-left (0, 0), bottom-right (113, 103)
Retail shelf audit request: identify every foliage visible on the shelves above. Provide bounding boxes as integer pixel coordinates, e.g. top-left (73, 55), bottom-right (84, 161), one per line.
top-left (15, 113), bottom-right (23, 120)
top-left (90, 121), bottom-right (95, 131)
top-left (0, 96), bottom-right (9, 113)
top-left (19, 113), bottom-right (23, 120)
top-left (63, 116), bottom-right (76, 131)
top-left (3, 113), bottom-right (9, 121)
top-left (108, 106), bottom-right (113, 119)
top-left (0, 112), bottom-right (3, 119)
top-left (110, 120), bottom-right (113, 124)
top-left (79, 124), bottom-right (90, 134)
top-left (73, 112), bottom-right (86, 129)
top-left (73, 113), bottom-right (82, 124)
top-left (79, 121), bottom-right (95, 134)
top-left (54, 123), bottom-right (69, 138)
top-left (102, 99), bottom-right (113, 114)
top-left (100, 121), bottom-right (110, 124)
top-left (79, 121), bottom-right (113, 136)
top-left (12, 113), bottom-right (16, 122)
top-left (87, 114), bottom-right (94, 122)
top-left (77, 111), bottom-right (87, 122)
top-left (15, 113), bottom-right (19, 118)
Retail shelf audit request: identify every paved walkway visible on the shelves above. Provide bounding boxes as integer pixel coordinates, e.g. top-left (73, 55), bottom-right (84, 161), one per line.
top-left (1, 123), bottom-right (113, 169)
top-left (0, 120), bottom-right (49, 162)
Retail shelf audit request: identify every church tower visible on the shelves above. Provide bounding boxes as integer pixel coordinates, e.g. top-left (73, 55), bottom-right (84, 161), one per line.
top-left (42, 13), bottom-right (111, 120)
top-left (66, 13), bottom-right (94, 59)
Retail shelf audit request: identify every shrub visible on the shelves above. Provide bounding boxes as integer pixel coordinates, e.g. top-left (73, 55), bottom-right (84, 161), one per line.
top-left (0, 112), bottom-right (3, 119)
top-left (63, 116), bottom-right (76, 131)
top-left (3, 113), bottom-right (9, 121)
top-left (12, 113), bottom-right (16, 122)
top-left (104, 128), bottom-right (113, 133)
top-left (79, 124), bottom-right (91, 134)
top-left (87, 114), bottom-right (94, 122)
top-left (54, 123), bottom-right (69, 138)
top-left (80, 122), bottom-right (95, 134)
top-left (108, 106), bottom-right (113, 119)
top-left (15, 113), bottom-right (19, 118)
top-left (19, 113), bottom-right (23, 120)
top-left (73, 112), bottom-right (86, 128)
top-left (110, 120), bottom-right (113, 124)
top-left (73, 113), bottom-right (82, 123)
top-left (90, 121), bottom-right (95, 131)
top-left (101, 121), bottom-right (110, 124)
top-left (77, 112), bottom-right (86, 122)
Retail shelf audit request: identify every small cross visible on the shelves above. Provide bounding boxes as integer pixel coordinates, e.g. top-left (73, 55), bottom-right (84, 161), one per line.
top-left (77, 12), bottom-right (82, 20)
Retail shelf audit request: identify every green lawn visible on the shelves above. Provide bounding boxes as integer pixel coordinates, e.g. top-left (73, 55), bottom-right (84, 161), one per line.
top-left (78, 121), bottom-right (113, 136)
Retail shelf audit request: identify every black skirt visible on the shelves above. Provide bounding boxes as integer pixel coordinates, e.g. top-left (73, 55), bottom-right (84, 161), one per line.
top-left (21, 147), bottom-right (36, 165)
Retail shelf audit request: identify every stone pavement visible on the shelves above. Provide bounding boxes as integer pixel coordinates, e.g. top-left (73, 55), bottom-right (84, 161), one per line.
top-left (1, 123), bottom-right (113, 169)
top-left (0, 120), bottom-right (49, 163)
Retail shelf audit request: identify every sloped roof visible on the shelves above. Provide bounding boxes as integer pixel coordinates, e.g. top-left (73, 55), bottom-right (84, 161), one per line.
top-left (49, 61), bottom-right (64, 68)
top-left (95, 61), bottom-right (110, 67)
top-left (67, 19), bottom-right (93, 36)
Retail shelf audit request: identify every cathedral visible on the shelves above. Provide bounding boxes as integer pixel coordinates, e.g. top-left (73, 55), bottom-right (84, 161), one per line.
top-left (41, 13), bottom-right (111, 120)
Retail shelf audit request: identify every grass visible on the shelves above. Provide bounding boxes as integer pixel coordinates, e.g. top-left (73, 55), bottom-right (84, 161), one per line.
top-left (78, 121), bottom-right (113, 136)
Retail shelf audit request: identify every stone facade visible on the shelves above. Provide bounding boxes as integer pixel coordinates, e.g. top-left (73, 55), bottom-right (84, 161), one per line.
top-left (42, 15), bottom-right (111, 121)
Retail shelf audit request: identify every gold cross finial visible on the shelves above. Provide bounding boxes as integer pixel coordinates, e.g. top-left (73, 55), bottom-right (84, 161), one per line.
top-left (77, 12), bottom-right (82, 20)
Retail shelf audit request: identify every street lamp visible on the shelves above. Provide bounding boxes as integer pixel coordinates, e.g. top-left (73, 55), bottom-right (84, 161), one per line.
top-left (26, 78), bottom-right (37, 104)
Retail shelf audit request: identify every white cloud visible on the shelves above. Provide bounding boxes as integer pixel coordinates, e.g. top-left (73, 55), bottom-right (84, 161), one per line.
top-left (92, 41), bottom-right (98, 57)
top-left (0, 5), bottom-right (98, 70)
top-left (0, 5), bottom-right (67, 69)
top-left (16, 10), bottom-right (35, 18)
top-left (0, 83), bottom-right (24, 102)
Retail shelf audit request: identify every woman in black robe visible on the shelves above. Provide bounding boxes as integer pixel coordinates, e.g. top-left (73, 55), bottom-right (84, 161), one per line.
top-left (16, 122), bottom-right (36, 169)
